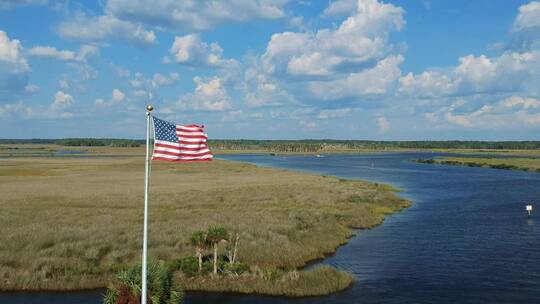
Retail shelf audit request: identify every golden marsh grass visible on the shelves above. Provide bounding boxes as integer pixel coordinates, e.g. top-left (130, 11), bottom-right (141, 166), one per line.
top-left (0, 152), bottom-right (409, 295)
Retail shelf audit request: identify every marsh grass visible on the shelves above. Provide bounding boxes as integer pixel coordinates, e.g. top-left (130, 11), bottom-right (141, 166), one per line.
top-left (176, 265), bottom-right (353, 296)
top-left (0, 153), bottom-right (409, 294)
top-left (419, 156), bottom-right (540, 172)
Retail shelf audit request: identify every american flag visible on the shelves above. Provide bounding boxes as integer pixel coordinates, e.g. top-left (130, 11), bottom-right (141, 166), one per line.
top-left (151, 116), bottom-right (213, 162)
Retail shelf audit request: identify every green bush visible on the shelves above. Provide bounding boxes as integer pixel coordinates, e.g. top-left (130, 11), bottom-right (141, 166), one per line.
top-left (166, 256), bottom-right (199, 277)
top-left (165, 259), bottom-right (183, 272)
top-left (179, 257), bottom-right (199, 277)
top-left (223, 262), bottom-right (249, 275)
top-left (103, 262), bottom-right (183, 304)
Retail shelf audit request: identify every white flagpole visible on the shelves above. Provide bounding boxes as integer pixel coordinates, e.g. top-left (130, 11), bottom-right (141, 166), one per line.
top-left (142, 104), bottom-right (153, 304)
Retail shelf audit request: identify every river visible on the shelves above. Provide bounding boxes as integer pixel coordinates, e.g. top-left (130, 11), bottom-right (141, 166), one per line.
top-left (2, 152), bottom-right (539, 303)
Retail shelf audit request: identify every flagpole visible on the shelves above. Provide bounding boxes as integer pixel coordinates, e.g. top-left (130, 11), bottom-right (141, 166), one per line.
top-left (142, 104), bottom-right (153, 304)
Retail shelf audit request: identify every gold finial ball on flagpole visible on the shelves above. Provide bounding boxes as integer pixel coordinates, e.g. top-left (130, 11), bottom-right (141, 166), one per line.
top-left (146, 105), bottom-right (153, 112)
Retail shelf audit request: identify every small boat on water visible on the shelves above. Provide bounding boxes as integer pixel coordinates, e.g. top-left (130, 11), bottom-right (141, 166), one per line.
top-left (316, 154), bottom-right (324, 158)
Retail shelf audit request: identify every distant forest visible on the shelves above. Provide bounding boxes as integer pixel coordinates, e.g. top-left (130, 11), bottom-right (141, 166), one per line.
top-left (0, 138), bottom-right (142, 147)
top-left (3, 138), bottom-right (540, 151)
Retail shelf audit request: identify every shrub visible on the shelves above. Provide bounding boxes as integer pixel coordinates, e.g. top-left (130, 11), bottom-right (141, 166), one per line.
top-left (223, 262), bottom-right (249, 275)
top-left (103, 262), bottom-right (183, 304)
top-left (165, 259), bottom-right (182, 272)
top-left (166, 256), bottom-right (199, 277)
top-left (179, 257), bottom-right (199, 277)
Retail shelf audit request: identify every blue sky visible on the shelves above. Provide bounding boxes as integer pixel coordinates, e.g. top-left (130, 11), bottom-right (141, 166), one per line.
top-left (1, 0), bottom-right (539, 140)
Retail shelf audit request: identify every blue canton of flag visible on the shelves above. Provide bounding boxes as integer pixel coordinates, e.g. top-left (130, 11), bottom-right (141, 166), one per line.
top-left (153, 117), bottom-right (178, 142)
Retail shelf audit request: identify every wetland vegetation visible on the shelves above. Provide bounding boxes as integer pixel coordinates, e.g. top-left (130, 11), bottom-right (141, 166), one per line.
top-left (416, 156), bottom-right (540, 173)
top-left (0, 146), bottom-right (409, 296)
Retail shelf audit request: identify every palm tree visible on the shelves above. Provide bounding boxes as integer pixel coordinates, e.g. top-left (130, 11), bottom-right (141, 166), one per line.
top-left (225, 232), bottom-right (240, 265)
top-left (103, 262), bottom-right (183, 304)
top-left (190, 230), bottom-right (206, 272)
top-left (205, 226), bottom-right (228, 275)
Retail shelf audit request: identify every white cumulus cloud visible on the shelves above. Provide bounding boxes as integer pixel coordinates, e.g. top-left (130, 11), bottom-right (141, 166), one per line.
top-left (399, 52), bottom-right (538, 98)
top-left (514, 1), bottom-right (540, 31)
top-left (251, 0), bottom-right (405, 103)
top-left (0, 30), bottom-right (30, 99)
top-left (322, 0), bottom-right (358, 18)
top-left (57, 13), bottom-right (156, 46)
top-left (170, 34), bottom-right (237, 68)
top-left (178, 76), bottom-right (232, 111)
top-left (105, 0), bottom-right (288, 31)
top-left (262, 0), bottom-right (404, 78)
top-left (111, 88), bottom-right (125, 103)
top-left (0, 30), bottom-right (29, 72)
top-left (52, 90), bottom-right (73, 109)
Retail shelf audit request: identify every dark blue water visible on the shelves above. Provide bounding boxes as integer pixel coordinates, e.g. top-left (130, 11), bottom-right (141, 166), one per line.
top-left (2, 153), bottom-right (539, 304)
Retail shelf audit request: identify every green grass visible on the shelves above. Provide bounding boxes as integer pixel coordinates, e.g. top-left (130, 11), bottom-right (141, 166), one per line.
top-left (0, 148), bottom-right (409, 296)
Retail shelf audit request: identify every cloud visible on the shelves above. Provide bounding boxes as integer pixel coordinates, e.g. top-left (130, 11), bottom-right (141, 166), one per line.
top-left (501, 96), bottom-right (540, 109)
top-left (129, 72), bottom-right (179, 98)
top-left (399, 70), bottom-right (456, 98)
top-left (169, 34), bottom-right (237, 68)
top-left (308, 55), bottom-right (403, 101)
top-left (0, 30), bottom-right (29, 72)
top-left (0, 30), bottom-right (29, 99)
top-left (0, 101), bottom-right (34, 118)
top-left (52, 90), bottom-right (73, 109)
top-left (105, 0), bottom-right (288, 31)
top-left (111, 88), bottom-right (125, 103)
top-left (400, 1), bottom-right (540, 102)
top-left (514, 1), bottom-right (540, 31)
top-left (322, 0), bottom-right (357, 18)
top-left (1, 91), bottom-right (75, 119)
top-left (252, 0), bottom-right (405, 103)
top-left (243, 65), bottom-right (296, 107)
top-left (377, 116), bottom-right (390, 133)
top-left (317, 108), bottom-right (352, 119)
top-left (28, 46), bottom-right (76, 61)
top-left (27, 44), bottom-right (100, 88)
top-left (0, 0), bottom-right (47, 10)
top-left (57, 13), bottom-right (156, 46)
top-left (24, 83), bottom-right (39, 92)
top-left (443, 109), bottom-right (484, 128)
top-left (428, 96), bottom-right (540, 129)
top-left (152, 72), bottom-right (179, 87)
top-left (177, 76), bottom-right (232, 111)
top-left (399, 52), bottom-right (538, 98)
top-left (263, 0), bottom-right (404, 78)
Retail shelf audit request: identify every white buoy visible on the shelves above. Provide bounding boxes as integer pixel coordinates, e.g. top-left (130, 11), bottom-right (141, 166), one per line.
top-left (526, 204), bottom-right (533, 216)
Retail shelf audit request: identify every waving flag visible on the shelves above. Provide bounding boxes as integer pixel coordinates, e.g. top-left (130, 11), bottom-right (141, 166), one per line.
top-left (152, 116), bottom-right (213, 162)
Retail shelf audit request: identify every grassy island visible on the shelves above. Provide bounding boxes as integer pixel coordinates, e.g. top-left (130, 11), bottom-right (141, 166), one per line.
top-left (417, 156), bottom-right (540, 173)
top-left (0, 146), bottom-right (409, 296)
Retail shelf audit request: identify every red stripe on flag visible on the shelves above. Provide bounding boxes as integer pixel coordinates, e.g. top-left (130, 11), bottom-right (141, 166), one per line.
top-left (151, 157), bottom-right (212, 162)
top-left (153, 150), bottom-right (213, 157)
top-left (176, 134), bottom-right (208, 139)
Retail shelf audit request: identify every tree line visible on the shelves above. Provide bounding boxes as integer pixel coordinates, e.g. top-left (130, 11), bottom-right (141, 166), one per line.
top-left (0, 138), bottom-right (141, 147)
top-left (209, 139), bottom-right (540, 152)
top-left (4, 138), bottom-right (540, 151)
